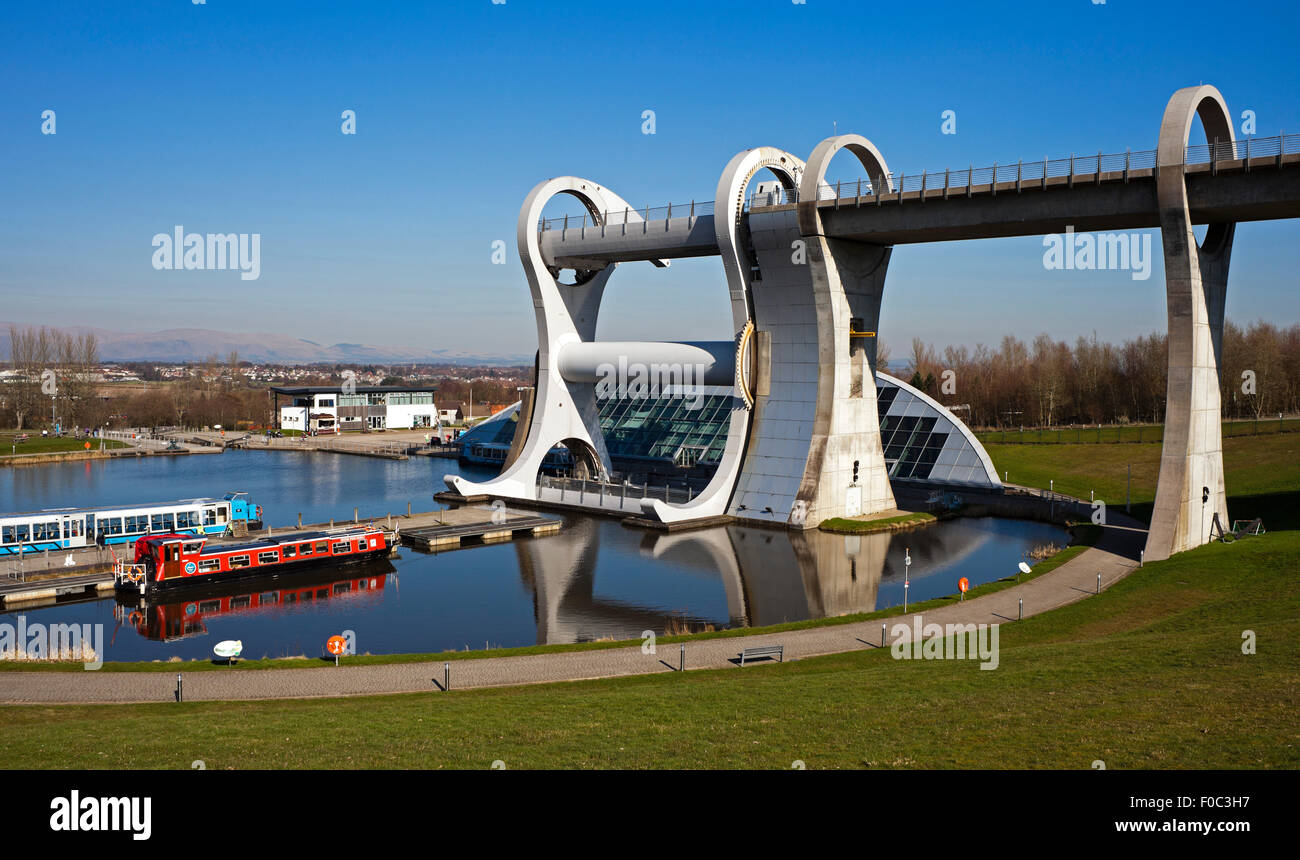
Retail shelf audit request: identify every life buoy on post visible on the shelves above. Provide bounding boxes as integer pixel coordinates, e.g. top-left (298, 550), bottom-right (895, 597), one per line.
top-left (128, 610), bottom-right (143, 625)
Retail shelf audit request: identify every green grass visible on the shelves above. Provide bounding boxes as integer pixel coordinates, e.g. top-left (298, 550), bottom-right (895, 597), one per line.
top-left (819, 511), bottom-right (937, 533)
top-left (1, 434), bottom-right (126, 456)
top-left (1, 527), bottom-right (1294, 769)
top-left (985, 432), bottom-right (1300, 528)
top-left (975, 417), bottom-right (1300, 446)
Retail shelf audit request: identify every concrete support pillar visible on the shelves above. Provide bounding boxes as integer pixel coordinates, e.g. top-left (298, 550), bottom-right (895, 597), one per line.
top-left (1146, 86), bottom-right (1237, 561)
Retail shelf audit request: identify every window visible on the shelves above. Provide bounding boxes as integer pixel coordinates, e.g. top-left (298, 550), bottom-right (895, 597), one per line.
top-left (228, 555), bottom-right (251, 569)
top-left (183, 542), bottom-right (203, 554)
top-left (203, 508), bottom-right (217, 526)
top-left (198, 559), bottom-right (221, 572)
top-left (258, 551), bottom-right (279, 564)
top-left (333, 583), bottom-right (351, 595)
top-left (283, 593), bottom-right (297, 604)
top-left (316, 589), bottom-right (328, 599)
top-left (316, 398), bottom-right (335, 408)
top-left (15, 524), bottom-right (29, 543)
top-left (314, 541), bottom-right (329, 554)
top-left (259, 592), bottom-right (278, 605)
top-left (1, 526), bottom-right (13, 544)
top-left (331, 542), bottom-right (349, 554)
top-left (199, 600), bottom-right (221, 613)
top-left (298, 543), bottom-right (313, 556)
top-left (283, 544), bottom-right (297, 559)
top-left (230, 595), bottom-right (251, 609)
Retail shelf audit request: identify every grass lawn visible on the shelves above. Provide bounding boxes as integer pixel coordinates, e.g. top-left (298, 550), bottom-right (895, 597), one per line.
top-left (0, 434), bottom-right (126, 456)
top-left (985, 432), bottom-right (1300, 528)
top-left (1, 526), bottom-right (1294, 769)
top-left (819, 511), bottom-right (937, 534)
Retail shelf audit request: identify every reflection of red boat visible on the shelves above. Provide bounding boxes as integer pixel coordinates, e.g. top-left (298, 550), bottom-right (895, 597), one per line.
top-left (114, 526), bottom-right (390, 594)
top-left (114, 561), bottom-right (393, 642)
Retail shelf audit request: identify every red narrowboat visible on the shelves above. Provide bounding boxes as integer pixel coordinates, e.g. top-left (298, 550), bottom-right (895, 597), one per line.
top-left (114, 526), bottom-right (390, 593)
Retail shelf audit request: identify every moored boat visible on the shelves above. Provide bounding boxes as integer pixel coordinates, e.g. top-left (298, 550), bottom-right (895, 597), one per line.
top-left (114, 525), bottom-right (389, 594)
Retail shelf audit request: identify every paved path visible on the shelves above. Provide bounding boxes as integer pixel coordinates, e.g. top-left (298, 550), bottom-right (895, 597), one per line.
top-left (0, 516), bottom-right (1147, 705)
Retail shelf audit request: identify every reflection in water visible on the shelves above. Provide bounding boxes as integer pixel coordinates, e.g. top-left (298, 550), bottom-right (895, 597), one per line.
top-left (114, 560), bottom-right (396, 643)
top-left (515, 516), bottom-right (1056, 645)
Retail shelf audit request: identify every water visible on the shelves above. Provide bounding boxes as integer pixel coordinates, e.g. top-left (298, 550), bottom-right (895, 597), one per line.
top-left (0, 451), bottom-right (1066, 661)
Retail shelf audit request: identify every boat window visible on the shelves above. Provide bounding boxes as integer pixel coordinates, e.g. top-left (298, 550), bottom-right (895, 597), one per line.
top-left (151, 514), bottom-right (164, 532)
top-left (283, 544), bottom-right (297, 558)
top-left (1, 526), bottom-right (13, 544)
top-left (331, 542), bottom-right (348, 554)
top-left (314, 541), bottom-right (329, 554)
top-left (316, 589), bottom-right (328, 599)
top-left (199, 600), bottom-right (221, 613)
top-left (198, 559), bottom-right (221, 573)
top-left (283, 593), bottom-right (297, 604)
top-left (298, 543), bottom-right (313, 556)
top-left (183, 542), bottom-right (203, 554)
top-left (228, 555), bottom-right (251, 569)
top-left (259, 592), bottom-right (278, 604)
top-left (230, 596), bottom-right (251, 609)
top-left (258, 551), bottom-right (279, 564)
top-left (203, 508), bottom-right (216, 526)
top-left (15, 525), bottom-right (29, 543)
top-left (333, 583), bottom-right (351, 595)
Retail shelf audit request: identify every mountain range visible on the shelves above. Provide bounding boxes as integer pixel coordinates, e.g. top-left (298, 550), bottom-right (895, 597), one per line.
top-left (0, 322), bottom-right (530, 366)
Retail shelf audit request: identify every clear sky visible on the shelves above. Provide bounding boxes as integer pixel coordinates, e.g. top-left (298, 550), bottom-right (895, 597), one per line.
top-left (2, 0), bottom-right (1298, 360)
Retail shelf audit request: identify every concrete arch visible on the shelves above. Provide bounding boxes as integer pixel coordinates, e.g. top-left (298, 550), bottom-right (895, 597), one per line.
top-left (797, 133), bottom-right (894, 237)
top-left (1146, 86), bottom-right (1237, 561)
top-left (779, 133), bottom-right (899, 525)
top-left (643, 147), bottom-right (806, 526)
top-left (445, 176), bottom-right (645, 501)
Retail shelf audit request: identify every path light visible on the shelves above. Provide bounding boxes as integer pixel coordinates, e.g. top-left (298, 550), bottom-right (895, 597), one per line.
top-left (904, 548), bottom-right (911, 613)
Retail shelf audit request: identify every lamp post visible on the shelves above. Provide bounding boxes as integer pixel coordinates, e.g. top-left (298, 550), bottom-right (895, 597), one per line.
top-left (904, 547), bottom-right (911, 613)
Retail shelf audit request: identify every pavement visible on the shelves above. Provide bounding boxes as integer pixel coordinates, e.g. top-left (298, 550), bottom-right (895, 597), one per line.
top-left (0, 512), bottom-right (1148, 705)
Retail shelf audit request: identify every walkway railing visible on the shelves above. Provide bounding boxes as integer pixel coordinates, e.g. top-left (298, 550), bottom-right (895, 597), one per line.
top-left (538, 474), bottom-right (695, 506)
top-left (538, 132), bottom-right (1298, 232)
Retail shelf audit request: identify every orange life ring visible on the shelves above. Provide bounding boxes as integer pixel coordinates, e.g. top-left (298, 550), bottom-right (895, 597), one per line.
top-left (128, 610), bottom-right (143, 625)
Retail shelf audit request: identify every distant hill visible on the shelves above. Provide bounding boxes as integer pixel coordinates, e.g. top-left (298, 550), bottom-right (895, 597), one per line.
top-left (0, 322), bottom-right (530, 366)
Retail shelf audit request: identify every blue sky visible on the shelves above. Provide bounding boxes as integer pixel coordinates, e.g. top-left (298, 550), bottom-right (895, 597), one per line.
top-left (2, 0), bottom-right (1298, 360)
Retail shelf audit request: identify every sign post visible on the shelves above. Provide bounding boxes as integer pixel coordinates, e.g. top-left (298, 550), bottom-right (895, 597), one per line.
top-left (958, 577), bottom-right (969, 601)
top-left (326, 635), bottom-right (347, 667)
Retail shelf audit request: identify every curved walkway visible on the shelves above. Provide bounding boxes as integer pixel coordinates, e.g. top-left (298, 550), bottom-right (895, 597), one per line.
top-left (0, 516), bottom-right (1147, 704)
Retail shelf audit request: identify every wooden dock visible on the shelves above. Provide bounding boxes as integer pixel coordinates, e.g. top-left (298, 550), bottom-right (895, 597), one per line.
top-left (398, 512), bottom-right (561, 551)
top-left (0, 572), bottom-right (114, 607)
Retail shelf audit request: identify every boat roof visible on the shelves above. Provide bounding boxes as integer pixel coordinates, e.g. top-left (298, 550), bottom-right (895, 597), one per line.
top-left (5, 495), bottom-right (249, 518)
top-left (140, 528), bottom-right (379, 554)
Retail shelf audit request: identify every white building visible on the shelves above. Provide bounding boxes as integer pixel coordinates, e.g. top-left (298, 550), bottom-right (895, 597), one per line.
top-left (272, 386), bottom-right (437, 433)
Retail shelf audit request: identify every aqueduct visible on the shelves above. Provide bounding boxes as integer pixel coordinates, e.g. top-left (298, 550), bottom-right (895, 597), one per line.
top-left (446, 85), bottom-right (1300, 561)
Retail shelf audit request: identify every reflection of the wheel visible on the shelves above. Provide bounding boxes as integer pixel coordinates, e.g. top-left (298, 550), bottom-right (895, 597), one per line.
top-left (513, 517), bottom-right (998, 644)
top-left (114, 559), bottom-right (396, 643)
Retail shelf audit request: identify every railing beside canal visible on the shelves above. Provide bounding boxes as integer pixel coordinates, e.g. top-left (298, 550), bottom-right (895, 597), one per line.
top-left (538, 475), bottom-right (695, 511)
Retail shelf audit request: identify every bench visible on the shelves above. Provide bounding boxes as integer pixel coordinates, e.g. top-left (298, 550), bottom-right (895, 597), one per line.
top-left (739, 644), bottom-right (784, 666)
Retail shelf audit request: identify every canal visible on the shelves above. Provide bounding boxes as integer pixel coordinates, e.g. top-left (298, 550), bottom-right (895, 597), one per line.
top-left (1, 451), bottom-right (1067, 661)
